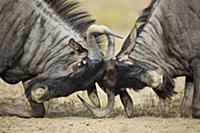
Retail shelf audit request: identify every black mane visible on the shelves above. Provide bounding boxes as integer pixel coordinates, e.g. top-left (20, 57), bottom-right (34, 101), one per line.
top-left (45, 0), bottom-right (95, 37)
top-left (117, 0), bottom-right (158, 56)
top-left (136, 0), bottom-right (157, 34)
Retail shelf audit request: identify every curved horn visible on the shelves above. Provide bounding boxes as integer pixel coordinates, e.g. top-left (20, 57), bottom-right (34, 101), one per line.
top-left (105, 31), bottom-right (115, 60)
top-left (78, 88), bottom-right (115, 118)
top-left (87, 84), bottom-right (101, 108)
top-left (86, 24), bottom-right (123, 60)
top-left (84, 25), bottom-right (121, 115)
top-left (117, 26), bottom-right (137, 57)
top-left (102, 26), bottom-right (123, 60)
top-left (86, 25), bottom-right (102, 60)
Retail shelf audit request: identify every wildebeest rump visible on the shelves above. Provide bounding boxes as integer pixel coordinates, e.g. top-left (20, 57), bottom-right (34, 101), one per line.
top-left (79, 0), bottom-right (200, 118)
top-left (0, 0), bottom-right (118, 117)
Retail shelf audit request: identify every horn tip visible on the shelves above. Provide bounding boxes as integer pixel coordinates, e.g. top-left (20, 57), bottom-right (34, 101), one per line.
top-left (77, 95), bottom-right (84, 103)
top-left (117, 35), bottom-right (124, 39)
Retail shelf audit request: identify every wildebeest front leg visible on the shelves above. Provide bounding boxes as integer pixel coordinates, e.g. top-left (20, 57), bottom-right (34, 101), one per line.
top-left (119, 89), bottom-right (133, 117)
top-left (180, 77), bottom-right (194, 118)
top-left (28, 98), bottom-right (45, 118)
top-left (23, 82), bottom-right (45, 118)
top-left (87, 84), bottom-right (101, 108)
top-left (191, 59), bottom-right (200, 118)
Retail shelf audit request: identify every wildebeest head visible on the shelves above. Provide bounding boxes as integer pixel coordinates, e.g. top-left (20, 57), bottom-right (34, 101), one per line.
top-left (23, 24), bottom-right (121, 103)
top-left (78, 26), bottom-right (175, 118)
top-left (3, 0), bottom-right (123, 105)
top-left (100, 26), bottom-right (149, 92)
top-left (77, 26), bottom-right (148, 117)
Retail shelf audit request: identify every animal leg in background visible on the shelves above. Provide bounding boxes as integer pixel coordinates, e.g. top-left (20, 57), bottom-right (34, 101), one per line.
top-left (191, 58), bottom-right (200, 118)
top-left (28, 99), bottom-right (45, 118)
top-left (23, 82), bottom-right (45, 118)
top-left (180, 77), bottom-right (193, 118)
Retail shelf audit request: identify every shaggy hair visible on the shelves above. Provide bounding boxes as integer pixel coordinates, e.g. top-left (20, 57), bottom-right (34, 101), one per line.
top-left (45, 0), bottom-right (95, 37)
top-left (136, 0), bottom-right (157, 34)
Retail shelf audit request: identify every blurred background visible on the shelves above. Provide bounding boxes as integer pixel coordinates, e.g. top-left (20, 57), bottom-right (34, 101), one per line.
top-left (0, 0), bottom-right (184, 118)
top-left (82, 0), bottom-right (150, 33)
top-left (81, 0), bottom-right (151, 53)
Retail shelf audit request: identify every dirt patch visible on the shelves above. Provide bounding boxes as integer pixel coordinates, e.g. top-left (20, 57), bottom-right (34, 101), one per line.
top-left (1, 116), bottom-right (200, 133)
top-left (0, 78), bottom-right (199, 133)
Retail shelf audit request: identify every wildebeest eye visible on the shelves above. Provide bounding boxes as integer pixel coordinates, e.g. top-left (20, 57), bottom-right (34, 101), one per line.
top-left (68, 38), bottom-right (87, 52)
top-left (69, 51), bottom-right (75, 55)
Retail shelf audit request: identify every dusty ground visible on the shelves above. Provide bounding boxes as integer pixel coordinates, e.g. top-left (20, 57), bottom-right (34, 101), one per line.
top-left (1, 78), bottom-right (200, 133)
top-left (1, 0), bottom-right (200, 133)
top-left (1, 116), bottom-right (200, 133)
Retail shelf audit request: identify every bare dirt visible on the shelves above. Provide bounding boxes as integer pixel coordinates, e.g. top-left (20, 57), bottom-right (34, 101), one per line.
top-left (0, 78), bottom-right (200, 133)
top-left (1, 116), bottom-right (200, 133)
top-left (1, 0), bottom-right (200, 132)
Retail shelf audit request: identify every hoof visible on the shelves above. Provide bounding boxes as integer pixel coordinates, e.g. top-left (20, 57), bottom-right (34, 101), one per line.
top-left (29, 99), bottom-right (45, 118)
top-left (192, 109), bottom-right (200, 119)
top-left (31, 112), bottom-right (45, 118)
top-left (180, 108), bottom-right (192, 118)
top-left (192, 108), bottom-right (200, 119)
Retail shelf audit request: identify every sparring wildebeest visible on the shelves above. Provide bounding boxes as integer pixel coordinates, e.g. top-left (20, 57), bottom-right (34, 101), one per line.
top-left (79, 0), bottom-right (200, 118)
top-left (0, 0), bottom-right (119, 118)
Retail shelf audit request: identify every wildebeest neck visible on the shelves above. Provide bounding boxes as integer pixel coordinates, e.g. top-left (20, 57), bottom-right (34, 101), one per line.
top-left (128, 0), bottom-right (197, 77)
top-left (0, 0), bottom-right (93, 83)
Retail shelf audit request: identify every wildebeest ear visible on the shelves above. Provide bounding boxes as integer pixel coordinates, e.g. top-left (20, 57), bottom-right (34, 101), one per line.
top-left (68, 38), bottom-right (87, 53)
top-left (117, 26), bottom-right (137, 56)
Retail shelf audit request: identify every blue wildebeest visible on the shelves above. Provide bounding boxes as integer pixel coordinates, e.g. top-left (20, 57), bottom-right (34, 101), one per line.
top-left (0, 0), bottom-right (119, 117)
top-left (78, 0), bottom-right (200, 118)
